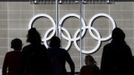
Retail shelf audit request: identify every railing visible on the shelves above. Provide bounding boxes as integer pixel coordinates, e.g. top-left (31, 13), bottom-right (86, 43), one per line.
top-left (29, 0), bottom-right (114, 4)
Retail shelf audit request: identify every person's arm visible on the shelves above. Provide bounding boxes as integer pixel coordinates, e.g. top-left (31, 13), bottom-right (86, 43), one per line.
top-left (100, 45), bottom-right (110, 75)
top-left (66, 52), bottom-right (75, 75)
top-left (2, 53), bottom-right (8, 75)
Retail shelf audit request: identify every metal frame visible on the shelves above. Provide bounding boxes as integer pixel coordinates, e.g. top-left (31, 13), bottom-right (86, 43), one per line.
top-left (0, 0), bottom-right (134, 2)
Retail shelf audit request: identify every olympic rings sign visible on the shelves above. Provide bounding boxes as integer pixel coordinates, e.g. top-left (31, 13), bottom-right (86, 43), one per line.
top-left (28, 13), bottom-right (116, 54)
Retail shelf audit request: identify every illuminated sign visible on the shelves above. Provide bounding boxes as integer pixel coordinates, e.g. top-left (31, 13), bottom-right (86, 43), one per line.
top-left (28, 13), bottom-right (116, 54)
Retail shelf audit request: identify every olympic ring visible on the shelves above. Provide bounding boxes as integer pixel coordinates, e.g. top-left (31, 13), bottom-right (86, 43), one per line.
top-left (28, 13), bottom-right (116, 54)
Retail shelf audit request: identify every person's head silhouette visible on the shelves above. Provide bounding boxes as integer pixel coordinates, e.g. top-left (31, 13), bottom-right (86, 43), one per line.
top-left (85, 54), bottom-right (96, 66)
top-left (11, 38), bottom-right (22, 51)
top-left (27, 28), bottom-right (41, 44)
top-left (112, 27), bottom-right (125, 42)
top-left (49, 36), bottom-right (61, 48)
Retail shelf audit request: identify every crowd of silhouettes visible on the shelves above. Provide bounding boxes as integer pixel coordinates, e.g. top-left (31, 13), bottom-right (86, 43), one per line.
top-left (2, 27), bottom-right (134, 75)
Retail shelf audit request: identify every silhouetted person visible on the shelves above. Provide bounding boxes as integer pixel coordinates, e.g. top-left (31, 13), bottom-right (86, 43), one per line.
top-left (47, 36), bottom-right (75, 75)
top-left (2, 38), bottom-right (23, 75)
top-left (80, 54), bottom-right (100, 75)
top-left (100, 27), bottom-right (134, 75)
top-left (22, 28), bottom-right (51, 75)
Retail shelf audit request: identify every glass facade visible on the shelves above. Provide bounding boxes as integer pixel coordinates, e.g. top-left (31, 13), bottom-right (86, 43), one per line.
top-left (0, 1), bottom-right (134, 74)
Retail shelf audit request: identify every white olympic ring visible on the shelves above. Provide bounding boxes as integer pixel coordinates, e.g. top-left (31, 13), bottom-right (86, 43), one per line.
top-left (28, 13), bottom-right (116, 54)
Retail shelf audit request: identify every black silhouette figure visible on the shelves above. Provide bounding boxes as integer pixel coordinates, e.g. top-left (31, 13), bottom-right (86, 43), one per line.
top-left (22, 28), bottom-right (51, 75)
top-left (2, 38), bottom-right (23, 75)
top-left (47, 36), bottom-right (75, 75)
top-left (80, 54), bottom-right (100, 75)
top-left (100, 27), bottom-right (134, 75)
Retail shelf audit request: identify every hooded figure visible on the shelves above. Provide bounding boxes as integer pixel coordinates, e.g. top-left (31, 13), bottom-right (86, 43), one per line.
top-left (100, 27), bottom-right (134, 75)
